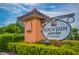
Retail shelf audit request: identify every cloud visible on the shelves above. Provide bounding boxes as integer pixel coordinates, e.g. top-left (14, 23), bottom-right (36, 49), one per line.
top-left (38, 8), bottom-right (77, 28)
top-left (67, 4), bottom-right (79, 28)
top-left (25, 3), bottom-right (39, 6)
top-left (38, 9), bottom-right (74, 17)
top-left (0, 3), bottom-right (79, 29)
top-left (0, 3), bottom-right (29, 14)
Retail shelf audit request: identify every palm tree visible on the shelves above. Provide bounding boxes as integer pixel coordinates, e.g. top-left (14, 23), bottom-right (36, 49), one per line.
top-left (72, 28), bottom-right (78, 40)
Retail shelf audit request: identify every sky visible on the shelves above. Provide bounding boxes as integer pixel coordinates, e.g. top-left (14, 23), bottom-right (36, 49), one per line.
top-left (0, 3), bottom-right (79, 29)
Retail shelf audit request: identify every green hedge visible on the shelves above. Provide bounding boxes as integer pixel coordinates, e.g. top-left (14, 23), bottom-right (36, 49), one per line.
top-left (47, 40), bottom-right (79, 47)
top-left (7, 42), bottom-right (78, 55)
top-left (0, 33), bottom-right (24, 51)
top-left (60, 40), bottom-right (79, 52)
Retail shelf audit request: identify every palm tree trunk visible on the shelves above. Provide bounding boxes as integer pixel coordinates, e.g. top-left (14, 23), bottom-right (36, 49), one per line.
top-left (72, 32), bottom-right (75, 40)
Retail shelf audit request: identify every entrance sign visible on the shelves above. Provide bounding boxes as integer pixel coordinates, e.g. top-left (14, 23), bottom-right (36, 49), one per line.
top-left (18, 8), bottom-right (75, 43)
top-left (42, 20), bottom-right (71, 40)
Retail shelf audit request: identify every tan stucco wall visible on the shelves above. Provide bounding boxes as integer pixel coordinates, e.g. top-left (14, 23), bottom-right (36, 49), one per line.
top-left (24, 18), bottom-right (45, 43)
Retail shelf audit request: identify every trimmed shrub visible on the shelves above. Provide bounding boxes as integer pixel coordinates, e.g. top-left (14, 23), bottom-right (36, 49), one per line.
top-left (49, 40), bottom-right (61, 47)
top-left (12, 34), bottom-right (24, 42)
top-left (61, 40), bottom-right (79, 46)
top-left (0, 33), bottom-right (14, 51)
top-left (7, 42), bottom-right (78, 55)
top-left (0, 33), bottom-right (24, 51)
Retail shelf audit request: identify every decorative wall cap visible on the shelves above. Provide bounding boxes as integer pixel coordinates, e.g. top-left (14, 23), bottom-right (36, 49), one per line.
top-left (17, 8), bottom-right (50, 21)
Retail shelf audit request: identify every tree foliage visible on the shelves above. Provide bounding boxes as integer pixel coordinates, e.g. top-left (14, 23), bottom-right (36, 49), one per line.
top-left (0, 24), bottom-right (22, 34)
top-left (4, 24), bottom-right (21, 33)
top-left (69, 27), bottom-right (79, 40)
top-left (72, 28), bottom-right (78, 34)
top-left (16, 19), bottom-right (24, 33)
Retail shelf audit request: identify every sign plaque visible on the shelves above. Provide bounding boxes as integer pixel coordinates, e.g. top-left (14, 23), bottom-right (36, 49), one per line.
top-left (42, 20), bottom-right (71, 40)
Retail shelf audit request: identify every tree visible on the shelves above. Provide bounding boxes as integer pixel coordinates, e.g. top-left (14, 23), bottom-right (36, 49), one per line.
top-left (71, 28), bottom-right (78, 40)
top-left (0, 27), bottom-right (5, 34)
top-left (16, 19), bottom-right (24, 33)
top-left (5, 24), bottom-right (21, 33)
top-left (0, 19), bottom-right (24, 34)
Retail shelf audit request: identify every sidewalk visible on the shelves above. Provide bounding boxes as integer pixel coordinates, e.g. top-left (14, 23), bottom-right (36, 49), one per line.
top-left (0, 52), bottom-right (16, 55)
top-left (0, 52), bottom-right (10, 55)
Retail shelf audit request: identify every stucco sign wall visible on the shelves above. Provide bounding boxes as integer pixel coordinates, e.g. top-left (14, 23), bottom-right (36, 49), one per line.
top-left (18, 8), bottom-right (75, 43)
top-left (42, 20), bottom-right (71, 40)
